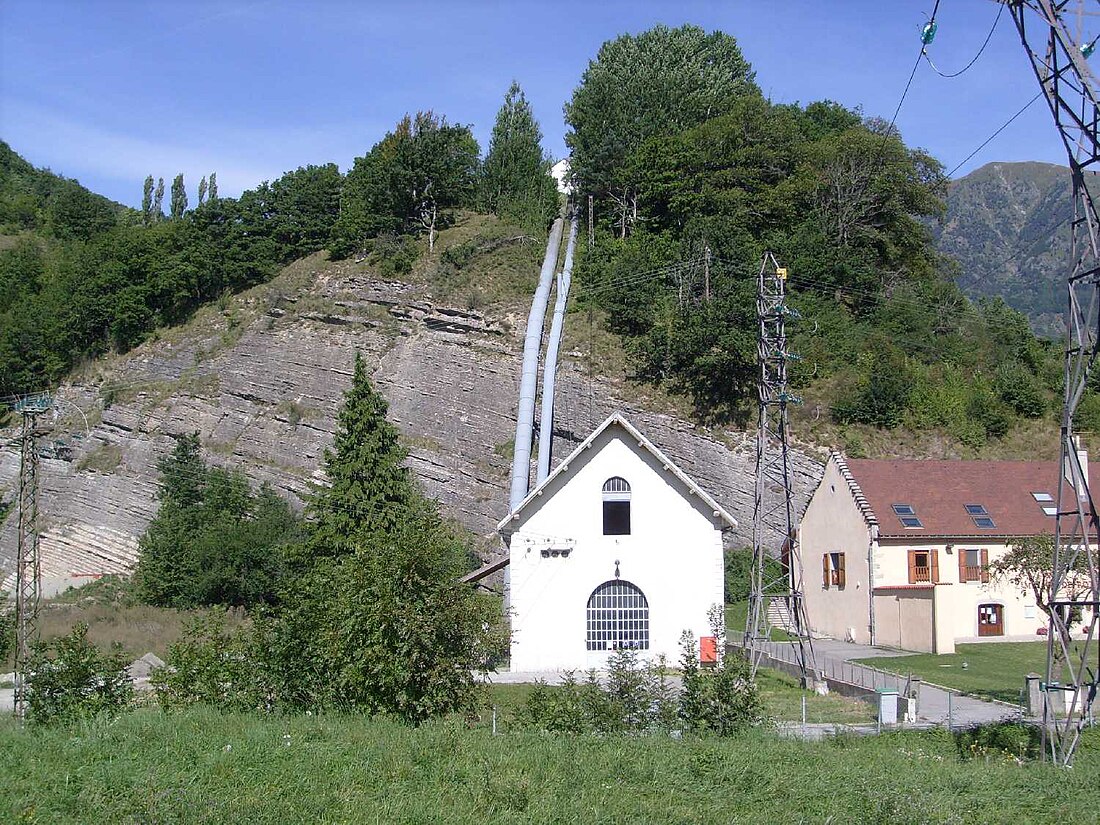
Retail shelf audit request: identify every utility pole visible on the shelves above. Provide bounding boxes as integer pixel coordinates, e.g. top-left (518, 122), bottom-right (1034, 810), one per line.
top-left (11, 392), bottom-right (51, 720)
top-left (1005, 0), bottom-right (1100, 767)
top-left (744, 253), bottom-right (820, 690)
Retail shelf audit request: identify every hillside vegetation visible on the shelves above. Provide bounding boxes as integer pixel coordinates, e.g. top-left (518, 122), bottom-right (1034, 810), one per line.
top-left (566, 25), bottom-right (1073, 457)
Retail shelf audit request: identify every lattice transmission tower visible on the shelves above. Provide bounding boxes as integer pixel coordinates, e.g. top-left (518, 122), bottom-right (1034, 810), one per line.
top-left (744, 253), bottom-right (820, 687)
top-left (10, 392), bottom-right (52, 720)
top-left (1005, 0), bottom-right (1100, 766)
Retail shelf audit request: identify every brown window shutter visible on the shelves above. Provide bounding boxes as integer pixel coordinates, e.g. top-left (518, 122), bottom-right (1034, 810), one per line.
top-left (837, 553), bottom-right (846, 588)
top-left (823, 554), bottom-right (830, 589)
top-left (931, 549), bottom-right (940, 583)
top-left (980, 548), bottom-right (989, 583)
top-left (908, 550), bottom-right (916, 585)
top-left (958, 547), bottom-right (966, 582)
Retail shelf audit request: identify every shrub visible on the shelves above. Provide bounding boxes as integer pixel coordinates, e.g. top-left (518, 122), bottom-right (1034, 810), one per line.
top-left (953, 722), bottom-right (1040, 762)
top-left (521, 650), bottom-right (678, 735)
top-left (993, 361), bottom-right (1047, 418)
top-left (678, 630), bottom-right (765, 736)
top-left (26, 622), bottom-right (133, 724)
top-left (151, 611), bottom-right (276, 713)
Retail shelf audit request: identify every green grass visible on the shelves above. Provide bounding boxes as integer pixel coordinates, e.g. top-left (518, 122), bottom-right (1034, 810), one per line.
top-left (854, 643), bottom-right (1049, 704)
top-left (1, 707), bottom-right (1097, 823)
top-left (725, 602), bottom-right (794, 642)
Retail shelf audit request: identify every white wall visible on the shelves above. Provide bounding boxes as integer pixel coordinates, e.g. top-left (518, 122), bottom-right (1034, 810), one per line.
top-left (800, 458), bottom-right (874, 644)
top-left (506, 426), bottom-right (725, 671)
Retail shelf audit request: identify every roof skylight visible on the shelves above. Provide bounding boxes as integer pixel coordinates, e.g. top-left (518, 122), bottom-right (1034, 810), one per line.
top-left (965, 504), bottom-right (988, 516)
top-left (892, 504), bottom-right (922, 528)
top-left (1032, 492), bottom-right (1054, 502)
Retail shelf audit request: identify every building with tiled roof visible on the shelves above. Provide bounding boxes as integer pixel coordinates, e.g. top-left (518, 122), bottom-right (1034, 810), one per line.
top-left (799, 451), bottom-right (1097, 654)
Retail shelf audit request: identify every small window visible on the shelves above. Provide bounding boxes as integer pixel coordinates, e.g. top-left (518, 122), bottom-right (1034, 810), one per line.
top-left (1032, 492), bottom-right (1054, 502)
top-left (602, 477), bottom-right (631, 535)
top-left (959, 548), bottom-right (988, 582)
top-left (908, 548), bottom-right (938, 583)
top-left (822, 552), bottom-right (846, 589)
top-left (893, 504), bottom-right (922, 528)
top-left (1042, 506), bottom-right (1058, 517)
top-left (965, 504), bottom-right (987, 516)
top-left (973, 516), bottom-right (996, 529)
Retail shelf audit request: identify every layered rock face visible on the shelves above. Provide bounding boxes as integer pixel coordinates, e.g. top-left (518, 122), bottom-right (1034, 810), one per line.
top-left (0, 254), bottom-right (824, 592)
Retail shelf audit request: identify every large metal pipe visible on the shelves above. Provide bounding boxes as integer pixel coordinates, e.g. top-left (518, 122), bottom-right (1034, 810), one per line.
top-left (536, 216), bottom-right (578, 483)
top-left (509, 217), bottom-right (564, 510)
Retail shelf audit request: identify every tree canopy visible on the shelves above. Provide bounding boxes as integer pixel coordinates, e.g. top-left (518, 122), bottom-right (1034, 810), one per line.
top-left (565, 24), bottom-right (759, 198)
top-left (333, 112), bottom-right (480, 258)
top-left (482, 81), bottom-right (559, 230)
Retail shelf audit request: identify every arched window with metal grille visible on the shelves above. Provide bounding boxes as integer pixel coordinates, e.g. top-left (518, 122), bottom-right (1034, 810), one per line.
top-left (602, 476), bottom-right (631, 535)
top-left (586, 580), bottom-right (649, 650)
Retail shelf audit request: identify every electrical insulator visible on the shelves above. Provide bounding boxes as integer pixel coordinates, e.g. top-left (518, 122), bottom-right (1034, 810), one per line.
top-left (1083, 40), bottom-right (1096, 59)
top-left (921, 21), bottom-right (937, 45)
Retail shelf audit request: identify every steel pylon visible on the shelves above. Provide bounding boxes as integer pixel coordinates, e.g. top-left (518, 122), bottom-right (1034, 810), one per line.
top-left (1007, 0), bottom-right (1100, 766)
top-left (11, 393), bottom-right (50, 720)
top-left (744, 253), bottom-right (820, 687)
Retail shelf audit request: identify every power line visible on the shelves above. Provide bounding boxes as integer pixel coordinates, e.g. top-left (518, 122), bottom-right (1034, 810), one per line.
top-left (923, 1), bottom-right (1004, 78)
top-left (947, 91), bottom-right (1044, 177)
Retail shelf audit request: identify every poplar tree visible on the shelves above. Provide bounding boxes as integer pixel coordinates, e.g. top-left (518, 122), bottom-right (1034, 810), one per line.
top-left (152, 177), bottom-right (165, 221)
top-left (142, 175), bottom-right (154, 225)
top-left (482, 81), bottom-right (558, 229)
top-left (208, 172), bottom-right (218, 201)
top-left (198, 175), bottom-right (208, 205)
top-left (170, 174), bottom-right (187, 219)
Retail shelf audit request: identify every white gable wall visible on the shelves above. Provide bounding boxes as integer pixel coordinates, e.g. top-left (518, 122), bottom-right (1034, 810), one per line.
top-left (507, 427), bottom-right (725, 671)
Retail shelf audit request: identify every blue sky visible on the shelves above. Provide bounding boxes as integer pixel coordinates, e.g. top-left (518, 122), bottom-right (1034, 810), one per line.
top-left (0, 0), bottom-right (1084, 208)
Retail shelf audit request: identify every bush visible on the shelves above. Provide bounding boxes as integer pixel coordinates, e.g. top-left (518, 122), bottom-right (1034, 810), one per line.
top-left (151, 611), bottom-right (276, 713)
top-left (522, 649), bottom-right (678, 735)
top-left (993, 361), bottom-right (1047, 418)
top-left (26, 622), bottom-right (133, 724)
top-left (724, 547), bottom-right (784, 604)
top-left (678, 631), bottom-right (764, 735)
top-left (953, 722), bottom-right (1040, 762)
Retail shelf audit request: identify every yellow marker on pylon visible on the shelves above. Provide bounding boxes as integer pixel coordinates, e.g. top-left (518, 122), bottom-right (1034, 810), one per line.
top-left (776, 267), bottom-right (788, 280)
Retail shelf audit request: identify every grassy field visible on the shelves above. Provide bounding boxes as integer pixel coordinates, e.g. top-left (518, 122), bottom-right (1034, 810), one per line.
top-left (854, 643), bottom-right (1048, 704)
top-left (1, 707), bottom-right (1097, 823)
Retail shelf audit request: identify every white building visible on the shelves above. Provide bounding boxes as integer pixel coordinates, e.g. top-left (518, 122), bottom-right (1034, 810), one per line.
top-left (801, 452), bottom-right (1097, 654)
top-left (497, 413), bottom-right (734, 671)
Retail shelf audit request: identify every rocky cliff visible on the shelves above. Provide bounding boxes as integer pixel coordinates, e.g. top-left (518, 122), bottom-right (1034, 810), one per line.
top-left (0, 252), bottom-right (824, 593)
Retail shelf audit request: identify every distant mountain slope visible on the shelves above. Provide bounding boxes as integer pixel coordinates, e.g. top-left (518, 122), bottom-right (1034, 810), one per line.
top-left (935, 160), bottom-right (1075, 338)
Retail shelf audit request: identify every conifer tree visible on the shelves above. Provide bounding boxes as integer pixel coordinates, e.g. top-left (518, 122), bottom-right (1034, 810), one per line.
top-left (207, 172), bottom-right (218, 201)
top-left (198, 175), bottom-right (208, 205)
top-left (152, 177), bottom-right (165, 221)
top-left (302, 352), bottom-right (420, 564)
top-left (482, 81), bottom-right (558, 229)
top-left (142, 175), bottom-right (154, 225)
top-left (170, 174), bottom-right (187, 219)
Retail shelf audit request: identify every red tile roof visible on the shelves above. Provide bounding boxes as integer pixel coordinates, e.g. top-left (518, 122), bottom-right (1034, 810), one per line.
top-left (842, 458), bottom-right (1099, 538)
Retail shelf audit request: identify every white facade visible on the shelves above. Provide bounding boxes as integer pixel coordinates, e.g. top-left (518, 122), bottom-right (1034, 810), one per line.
top-left (499, 414), bottom-right (732, 671)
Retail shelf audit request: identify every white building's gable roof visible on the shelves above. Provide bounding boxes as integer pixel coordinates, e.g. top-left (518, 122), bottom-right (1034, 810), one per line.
top-left (497, 412), bottom-right (737, 534)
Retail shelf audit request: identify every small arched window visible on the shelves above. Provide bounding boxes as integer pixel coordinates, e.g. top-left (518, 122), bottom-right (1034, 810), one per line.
top-left (586, 580), bottom-right (649, 651)
top-left (602, 477), bottom-right (631, 535)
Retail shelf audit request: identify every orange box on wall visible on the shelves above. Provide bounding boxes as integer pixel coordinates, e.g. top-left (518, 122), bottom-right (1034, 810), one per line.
top-left (699, 636), bottom-right (718, 664)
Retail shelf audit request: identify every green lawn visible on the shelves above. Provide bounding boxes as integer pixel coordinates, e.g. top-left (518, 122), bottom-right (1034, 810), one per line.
top-left (2, 707), bottom-right (1097, 823)
top-left (854, 643), bottom-right (1049, 704)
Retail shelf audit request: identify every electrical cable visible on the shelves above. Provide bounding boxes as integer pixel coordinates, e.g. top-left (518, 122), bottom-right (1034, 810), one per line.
top-left (947, 91), bottom-right (1044, 177)
top-left (923, 1), bottom-right (1004, 78)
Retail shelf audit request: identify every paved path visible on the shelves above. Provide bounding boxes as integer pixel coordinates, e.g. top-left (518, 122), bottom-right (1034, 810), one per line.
top-left (808, 638), bottom-right (1021, 726)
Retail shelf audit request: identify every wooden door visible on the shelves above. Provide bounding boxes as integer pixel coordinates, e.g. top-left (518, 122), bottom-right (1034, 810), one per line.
top-left (978, 603), bottom-right (1003, 637)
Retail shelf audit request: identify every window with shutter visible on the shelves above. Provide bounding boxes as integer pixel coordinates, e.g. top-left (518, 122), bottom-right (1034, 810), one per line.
top-left (909, 550), bottom-right (931, 583)
top-left (836, 553), bottom-right (846, 588)
top-left (822, 554), bottom-right (830, 589)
